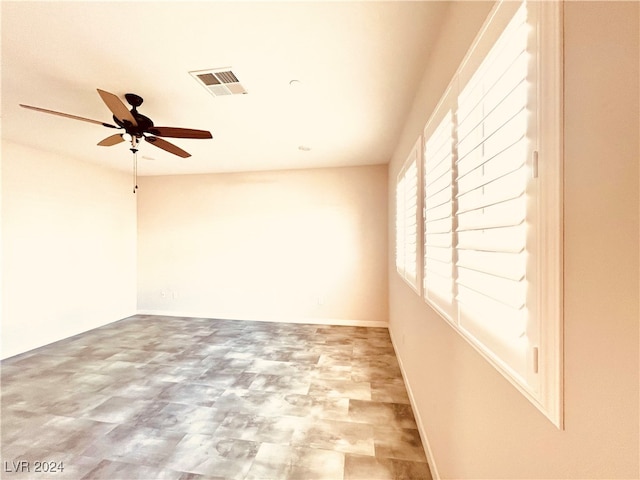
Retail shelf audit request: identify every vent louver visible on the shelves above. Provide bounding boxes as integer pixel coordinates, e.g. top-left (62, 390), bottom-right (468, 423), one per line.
top-left (190, 68), bottom-right (247, 97)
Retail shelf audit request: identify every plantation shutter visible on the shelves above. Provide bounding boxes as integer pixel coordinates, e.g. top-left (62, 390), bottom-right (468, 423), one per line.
top-left (396, 143), bottom-right (420, 290)
top-left (419, 0), bottom-right (563, 424)
top-left (395, 177), bottom-right (406, 273)
top-left (454, 2), bottom-right (532, 376)
top-left (423, 110), bottom-right (455, 319)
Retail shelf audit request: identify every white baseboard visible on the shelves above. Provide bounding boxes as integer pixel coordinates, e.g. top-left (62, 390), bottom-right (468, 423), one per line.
top-left (388, 326), bottom-right (440, 480)
top-left (136, 310), bottom-right (388, 329)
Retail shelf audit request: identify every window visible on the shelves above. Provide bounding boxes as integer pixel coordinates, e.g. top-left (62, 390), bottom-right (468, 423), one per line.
top-left (395, 139), bottom-right (421, 292)
top-left (422, 0), bottom-right (563, 427)
top-left (424, 108), bottom-right (455, 317)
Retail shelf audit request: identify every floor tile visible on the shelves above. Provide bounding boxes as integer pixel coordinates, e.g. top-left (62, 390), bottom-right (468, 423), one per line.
top-left (1, 315), bottom-right (431, 480)
top-left (141, 402), bottom-right (228, 435)
top-left (79, 459), bottom-right (184, 480)
top-left (162, 434), bottom-right (259, 479)
top-left (344, 454), bottom-right (432, 480)
top-left (374, 426), bottom-right (428, 462)
top-left (195, 371), bottom-right (242, 388)
top-left (81, 424), bottom-right (186, 466)
top-left (214, 411), bottom-right (308, 444)
top-left (344, 454), bottom-right (395, 480)
top-left (291, 418), bottom-right (375, 456)
top-left (370, 380), bottom-right (412, 404)
top-left (35, 416), bottom-right (118, 456)
top-left (245, 443), bottom-right (345, 480)
top-left (308, 378), bottom-right (372, 401)
top-left (247, 373), bottom-right (311, 395)
top-left (82, 395), bottom-right (156, 423)
top-left (348, 399), bottom-right (418, 429)
top-left (158, 382), bottom-right (226, 407)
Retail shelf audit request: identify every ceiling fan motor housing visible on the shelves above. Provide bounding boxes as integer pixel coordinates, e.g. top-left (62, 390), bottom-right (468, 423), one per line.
top-left (114, 93), bottom-right (154, 138)
top-left (115, 113), bottom-right (154, 138)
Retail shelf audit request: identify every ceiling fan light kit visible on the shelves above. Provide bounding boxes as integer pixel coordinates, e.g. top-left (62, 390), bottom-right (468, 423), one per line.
top-left (19, 88), bottom-right (214, 193)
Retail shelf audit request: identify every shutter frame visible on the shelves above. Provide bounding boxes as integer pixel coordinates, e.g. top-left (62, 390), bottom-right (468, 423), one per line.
top-left (419, 0), bottom-right (564, 428)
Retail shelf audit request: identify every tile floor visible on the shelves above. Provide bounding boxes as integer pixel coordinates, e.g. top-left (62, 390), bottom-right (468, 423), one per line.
top-left (1, 315), bottom-right (431, 480)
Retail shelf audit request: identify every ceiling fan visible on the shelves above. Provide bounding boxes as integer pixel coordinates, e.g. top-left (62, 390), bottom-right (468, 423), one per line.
top-left (20, 89), bottom-right (213, 192)
top-left (20, 89), bottom-right (212, 159)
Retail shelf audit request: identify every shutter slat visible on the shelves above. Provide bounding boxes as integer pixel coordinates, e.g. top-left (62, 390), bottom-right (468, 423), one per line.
top-left (458, 102), bottom-right (528, 163)
top-left (458, 16), bottom-right (527, 107)
top-left (458, 59), bottom-right (528, 144)
top-left (457, 195), bottom-right (526, 231)
top-left (456, 147), bottom-right (527, 197)
top-left (426, 256), bottom-right (454, 278)
top-left (425, 183), bottom-right (453, 210)
top-left (426, 283), bottom-right (455, 310)
top-left (457, 134), bottom-right (527, 179)
top-left (425, 159), bottom-right (453, 190)
top-left (425, 141), bottom-right (453, 175)
top-left (425, 171), bottom-right (453, 196)
top-left (457, 286), bottom-right (526, 321)
top-left (425, 245), bottom-right (454, 263)
top-left (458, 286), bottom-right (527, 339)
top-left (458, 7), bottom-right (528, 119)
top-left (425, 232), bottom-right (453, 248)
top-left (457, 249), bottom-right (526, 281)
top-left (425, 112), bottom-right (454, 173)
top-left (425, 202), bottom-right (453, 222)
top-left (425, 216), bottom-right (453, 234)
top-left (457, 223), bottom-right (526, 253)
top-left (458, 43), bottom-right (527, 130)
top-left (457, 267), bottom-right (526, 309)
top-left (457, 167), bottom-right (528, 214)
top-left (425, 270), bottom-right (455, 295)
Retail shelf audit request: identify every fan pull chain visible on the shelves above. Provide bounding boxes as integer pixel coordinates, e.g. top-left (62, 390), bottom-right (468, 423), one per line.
top-left (130, 137), bottom-right (139, 194)
top-left (132, 151), bottom-right (138, 193)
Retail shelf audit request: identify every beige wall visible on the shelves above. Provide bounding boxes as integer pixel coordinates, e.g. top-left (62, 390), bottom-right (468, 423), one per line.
top-left (388, 2), bottom-right (639, 479)
top-left (1, 141), bottom-right (137, 359)
top-left (137, 165), bottom-right (388, 325)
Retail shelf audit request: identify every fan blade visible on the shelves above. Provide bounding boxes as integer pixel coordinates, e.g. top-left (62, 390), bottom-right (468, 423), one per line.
top-left (147, 126), bottom-right (212, 139)
top-left (98, 134), bottom-right (124, 146)
top-left (145, 136), bottom-right (191, 158)
top-left (20, 104), bottom-right (118, 128)
top-left (96, 89), bottom-right (137, 126)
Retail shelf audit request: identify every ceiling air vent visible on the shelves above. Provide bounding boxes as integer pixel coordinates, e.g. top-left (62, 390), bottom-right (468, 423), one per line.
top-left (190, 68), bottom-right (248, 97)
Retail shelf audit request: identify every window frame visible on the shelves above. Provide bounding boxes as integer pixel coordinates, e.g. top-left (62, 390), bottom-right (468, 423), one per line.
top-left (420, 0), bottom-right (564, 428)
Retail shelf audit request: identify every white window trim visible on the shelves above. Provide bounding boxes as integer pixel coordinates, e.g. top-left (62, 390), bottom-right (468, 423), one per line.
top-left (421, 0), bottom-right (564, 428)
top-left (534, 0), bottom-right (564, 429)
top-left (396, 137), bottom-right (422, 294)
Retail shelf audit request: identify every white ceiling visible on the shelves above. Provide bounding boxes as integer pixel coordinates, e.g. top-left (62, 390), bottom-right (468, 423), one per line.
top-left (2, 1), bottom-right (450, 176)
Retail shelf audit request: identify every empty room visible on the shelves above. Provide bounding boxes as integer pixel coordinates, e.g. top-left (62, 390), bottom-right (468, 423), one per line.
top-left (1, 1), bottom-right (638, 480)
